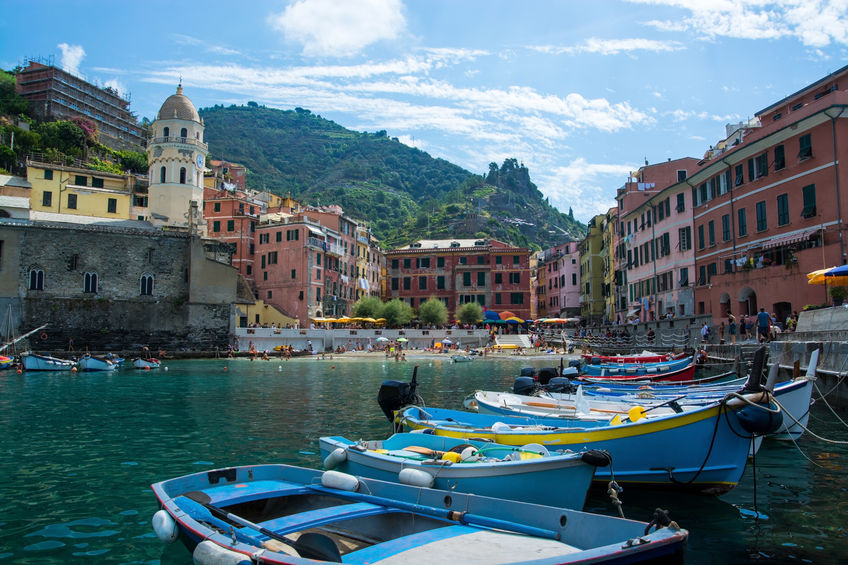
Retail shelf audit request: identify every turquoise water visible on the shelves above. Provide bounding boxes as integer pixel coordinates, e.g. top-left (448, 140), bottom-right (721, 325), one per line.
top-left (0, 356), bottom-right (846, 563)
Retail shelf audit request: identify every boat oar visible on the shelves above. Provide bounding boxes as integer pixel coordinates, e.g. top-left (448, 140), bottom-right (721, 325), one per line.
top-left (308, 483), bottom-right (560, 540)
top-left (180, 491), bottom-right (342, 562)
top-left (614, 395), bottom-right (689, 424)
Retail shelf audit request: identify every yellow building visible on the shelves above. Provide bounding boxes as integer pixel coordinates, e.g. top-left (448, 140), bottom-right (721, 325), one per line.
top-left (531, 250), bottom-right (546, 320)
top-left (578, 214), bottom-right (606, 323)
top-left (27, 161), bottom-right (136, 219)
top-left (601, 207), bottom-right (618, 324)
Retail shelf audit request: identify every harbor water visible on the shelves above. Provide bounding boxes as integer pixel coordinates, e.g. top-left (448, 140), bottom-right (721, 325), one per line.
top-left (1, 355), bottom-right (846, 563)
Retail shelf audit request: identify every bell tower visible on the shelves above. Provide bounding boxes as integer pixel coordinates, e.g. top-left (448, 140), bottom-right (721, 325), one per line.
top-left (147, 85), bottom-right (207, 234)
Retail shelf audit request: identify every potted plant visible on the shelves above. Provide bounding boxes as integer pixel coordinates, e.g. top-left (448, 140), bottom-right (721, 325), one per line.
top-left (829, 285), bottom-right (847, 306)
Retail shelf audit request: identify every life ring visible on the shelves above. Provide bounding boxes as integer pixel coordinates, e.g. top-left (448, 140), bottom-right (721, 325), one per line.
top-left (40, 332), bottom-right (48, 341)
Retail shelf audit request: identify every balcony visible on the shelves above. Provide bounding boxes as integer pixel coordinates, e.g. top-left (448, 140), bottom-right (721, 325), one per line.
top-left (149, 136), bottom-right (208, 150)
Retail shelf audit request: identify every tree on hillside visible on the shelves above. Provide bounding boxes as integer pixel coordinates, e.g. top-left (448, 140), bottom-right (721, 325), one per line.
top-left (456, 302), bottom-right (483, 325)
top-left (0, 71), bottom-right (28, 116)
top-left (418, 298), bottom-right (448, 327)
top-left (36, 121), bottom-right (86, 157)
top-left (352, 296), bottom-right (382, 318)
top-left (380, 299), bottom-right (413, 328)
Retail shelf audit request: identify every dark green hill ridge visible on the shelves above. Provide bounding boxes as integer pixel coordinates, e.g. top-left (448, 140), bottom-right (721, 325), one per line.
top-left (200, 103), bottom-right (586, 249)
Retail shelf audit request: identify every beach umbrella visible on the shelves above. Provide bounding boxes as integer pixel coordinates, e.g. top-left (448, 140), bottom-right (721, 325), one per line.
top-left (807, 267), bottom-right (835, 285)
top-left (375, 336), bottom-right (389, 342)
top-left (499, 311), bottom-right (517, 320)
top-left (483, 310), bottom-right (500, 321)
top-left (823, 264), bottom-right (848, 285)
top-left (396, 337), bottom-right (408, 342)
top-left (442, 338), bottom-right (453, 344)
top-left (505, 316), bottom-right (524, 324)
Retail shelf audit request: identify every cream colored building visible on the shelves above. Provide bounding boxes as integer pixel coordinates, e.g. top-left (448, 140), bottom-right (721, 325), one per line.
top-left (26, 161), bottom-right (135, 220)
top-left (147, 85), bottom-right (208, 233)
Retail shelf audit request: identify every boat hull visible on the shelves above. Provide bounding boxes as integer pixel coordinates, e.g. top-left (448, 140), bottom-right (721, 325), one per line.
top-left (580, 358), bottom-right (696, 383)
top-left (21, 353), bottom-right (75, 371)
top-left (78, 355), bottom-right (118, 372)
top-left (319, 434), bottom-right (595, 511)
top-left (132, 358), bottom-right (161, 369)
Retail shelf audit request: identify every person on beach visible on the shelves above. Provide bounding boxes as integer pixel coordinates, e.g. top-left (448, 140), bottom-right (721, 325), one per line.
top-left (756, 308), bottom-right (771, 343)
top-left (728, 315), bottom-right (737, 345)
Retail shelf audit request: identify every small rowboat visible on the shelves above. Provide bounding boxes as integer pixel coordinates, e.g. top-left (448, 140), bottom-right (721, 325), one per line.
top-left (451, 354), bottom-right (473, 363)
top-left (582, 351), bottom-right (687, 364)
top-left (20, 352), bottom-right (76, 371)
top-left (151, 463), bottom-right (688, 564)
top-left (133, 357), bottom-right (161, 369)
top-left (579, 356), bottom-right (695, 383)
top-left (319, 433), bottom-right (600, 511)
top-left (78, 354), bottom-right (118, 372)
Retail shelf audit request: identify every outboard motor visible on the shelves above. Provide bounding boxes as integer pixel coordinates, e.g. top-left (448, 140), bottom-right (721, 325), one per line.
top-left (377, 366), bottom-right (421, 422)
top-left (560, 366), bottom-right (579, 378)
top-left (568, 359), bottom-right (582, 369)
top-left (546, 377), bottom-right (576, 394)
top-left (512, 376), bottom-right (538, 396)
top-left (519, 367), bottom-right (536, 378)
top-left (537, 367), bottom-right (559, 385)
top-left (741, 346), bottom-right (767, 393)
top-left (590, 357), bottom-right (602, 365)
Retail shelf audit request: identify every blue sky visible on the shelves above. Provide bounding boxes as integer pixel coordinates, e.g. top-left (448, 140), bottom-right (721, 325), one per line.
top-left (3, 0), bottom-right (847, 222)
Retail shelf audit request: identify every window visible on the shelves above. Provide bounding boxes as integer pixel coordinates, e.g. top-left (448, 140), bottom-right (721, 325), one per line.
top-left (775, 145), bottom-right (785, 170)
top-left (44, 169), bottom-right (53, 180)
top-left (477, 256), bottom-right (484, 265)
top-left (477, 272), bottom-right (485, 286)
top-left (159, 166), bottom-right (166, 183)
top-left (403, 258), bottom-right (411, 269)
top-left (276, 231), bottom-right (282, 242)
top-left (403, 277), bottom-right (411, 290)
top-left (676, 193), bottom-right (685, 212)
top-left (494, 273), bottom-right (503, 284)
top-left (227, 220), bottom-right (234, 231)
top-left (214, 202), bottom-right (221, 212)
top-left (572, 273), bottom-right (577, 285)
top-left (261, 255), bottom-right (266, 268)
top-left (267, 290), bottom-right (272, 299)
top-left (213, 220), bottom-right (220, 232)
top-left (510, 293), bottom-right (524, 305)
top-left (707, 262), bottom-right (717, 283)
top-left (29, 269), bottom-right (44, 290)
top-left (75, 175), bottom-right (87, 186)
top-left (677, 169), bottom-right (687, 182)
top-left (756, 201), bottom-right (767, 231)
top-left (67, 194), bottom-right (77, 209)
top-left (83, 272), bottom-right (98, 293)
top-left (463, 272), bottom-right (471, 286)
top-left (799, 134), bottom-right (812, 160)
top-left (509, 272), bottom-right (520, 284)
top-left (802, 185), bottom-right (817, 218)
top-left (777, 194), bottom-right (790, 225)
top-left (91, 177), bottom-right (104, 188)
top-left (698, 224), bottom-right (705, 249)
top-left (437, 257), bottom-right (444, 268)
top-left (391, 278), bottom-right (398, 290)
top-left (179, 167), bottom-right (187, 184)
top-left (419, 276), bottom-right (427, 290)
top-left (722, 214), bottom-right (730, 241)
top-left (495, 256), bottom-right (502, 264)
top-left (180, 127), bottom-right (188, 138)
top-left (267, 251), bottom-right (278, 265)
top-left (708, 220), bottom-right (715, 246)
top-left (391, 259), bottom-right (398, 269)
top-left (42, 191), bottom-right (52, 207)
top-left (679, 268), bottom-right (689, 287)
top-left (735, 164), bottom-right (744, 186)
top-left (513, 255), bottom-right (519, 265)
top-left (699, 265), bottom-right (707, 286)
top-left (140, 274), bottom-right (154, 295)
top-left (437, 275), bottom-right (445, 289)
top-left (495, 293), bottom-right (502, 305)
top-left (459, 257), bottom-right (467, 265)
top-left (107, 198), bottom-right (117, 214)
top-left (755, 152), bottom-right (768, 178)
top-left (163, 127), bottom-right (169, 137)
top-left (738, 208), bottom-right (748, 237)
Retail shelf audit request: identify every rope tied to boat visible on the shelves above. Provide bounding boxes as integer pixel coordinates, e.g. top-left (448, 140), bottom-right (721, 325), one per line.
top-left (607, 481), bottom-right (625, 519)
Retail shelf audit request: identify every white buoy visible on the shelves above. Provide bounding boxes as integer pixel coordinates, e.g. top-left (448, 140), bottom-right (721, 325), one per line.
top-left (151, 509), bottom-right (179, 543)
top-left (323, 447), bottom-right (348, 470)
top-left (278, 366), bottom-right (282, 371)
top-left (163, 366), bottom-right (168, 371)
top-left (491, 421), bottom-right (510, 432)
top-left (460, 446), bottom-right (480, 462)
top-left (193, 540), bottom-right (251, 564)
top-left (399, 468), bottom-right (435, 488)
top-left (321, 470), bottom-right (360, 492)
top-left (521, 443), bottom-right (550, 457)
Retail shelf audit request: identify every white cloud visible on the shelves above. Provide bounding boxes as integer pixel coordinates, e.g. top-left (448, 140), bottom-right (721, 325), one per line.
top-left (103, 78), bottom-right (127, 97)
top-left (634, 0), bottom-right (848, 48)
top-left (172, 34), bottom-right (241, 56)
top-left (58, 43), bottom-right (85, 75)
top-left (534, 158), bottom-right (636, 221)
top-left (268, 0), bottom-right (406, 57)
top-left (528, 38), bottom-right (685, 56)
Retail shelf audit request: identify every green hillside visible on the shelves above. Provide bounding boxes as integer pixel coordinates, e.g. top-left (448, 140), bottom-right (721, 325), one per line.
top-left (200, 103), bottom-right (586, 249)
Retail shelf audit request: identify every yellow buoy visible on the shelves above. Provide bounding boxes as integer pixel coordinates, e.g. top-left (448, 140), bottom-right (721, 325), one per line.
top-left (609, 415), bottom-right (622, 426)
top-left (628, 405), bottom-right (646, 423)
top-left (441, 452), bottom-right (462, 463)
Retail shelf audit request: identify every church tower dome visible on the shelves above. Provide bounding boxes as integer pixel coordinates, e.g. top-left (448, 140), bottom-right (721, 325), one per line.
top-left (146, 85), bottom-right (207, 233)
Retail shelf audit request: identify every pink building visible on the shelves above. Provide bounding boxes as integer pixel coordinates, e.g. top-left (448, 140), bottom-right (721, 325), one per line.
top-left (615, 158), bottom-right (702, 322)
top-left (538, 242), bottom-right (581, 317)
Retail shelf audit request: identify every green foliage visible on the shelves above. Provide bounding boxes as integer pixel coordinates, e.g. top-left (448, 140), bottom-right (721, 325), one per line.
top-left (87, 156), bottom-right (123, 174)
top-left (380, 299), bottom-right (413, 328)
top-left (456, 302), bottom-right (483, 325)
top-left (829, 286), bottom-right (847, 302)
top-left (0, 145), bottom-right (15, 170)
top-left (199, 104), bottom-right (586, 248)
top-left (116, 149), bottom-right (148, 173)
top-left (0, 71), bottom-right (28, 116)
top-left (36, 121), bottom-right (85, 157)
top-left (418, 298), bottom-right (448, 327)
top-left (352, 296), bottom-right (383, 318)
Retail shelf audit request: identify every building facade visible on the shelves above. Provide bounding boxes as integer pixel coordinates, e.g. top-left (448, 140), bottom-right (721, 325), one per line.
top-left (15, 60), bottom-right (145, 150)
top-left (537, 242), bottom-right (580, 318)
top-left (385, 239), bottom-right (532, 321)
top-left (691, 66), bottom-right (848, 322)
top-left (579, 216), bottom-right (605, 322)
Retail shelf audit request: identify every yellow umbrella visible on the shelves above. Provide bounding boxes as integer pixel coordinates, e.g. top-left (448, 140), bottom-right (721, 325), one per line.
top-left (807, 267), bottom-right (835, 285)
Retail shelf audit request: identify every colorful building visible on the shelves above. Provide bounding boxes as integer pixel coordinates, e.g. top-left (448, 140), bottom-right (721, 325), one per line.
top-left (579, 216), bottom-right (605, 322)
top-left (536, 242), bottom-right (580, 318)
top-left (615, 158), bottom-right (701, 322)
top-left (385, 238), bottom-right (532, 321)
top-left (691, 65), bottom-right (848, 322)
top-left (600, 208), bottom-right (618, 323)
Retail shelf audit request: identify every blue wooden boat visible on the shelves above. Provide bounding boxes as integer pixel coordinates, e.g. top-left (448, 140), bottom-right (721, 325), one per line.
top-left (580, 356), bottom-right (695, 382)
top-left (393, 397), bottom-right (772, 495)
top-left (20, 351), bottom-right (76, 371)
top-left (319, 433), bottom-right (600, 511)
top-left (151, 463), bottom-right (688, 564)
top-left (78, 354), bottom-right (118, 372)
top-left (451, 354), bottom-right (473, 363)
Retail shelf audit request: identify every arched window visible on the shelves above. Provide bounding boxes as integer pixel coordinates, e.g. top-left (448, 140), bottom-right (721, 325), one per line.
top-left (140, 274), bottom-right (154, 296)
top-left (163, 126), bottom-right (170, 138)
top-left (159, 166), bottom-right (166, 183)
top-left (179, 167), bottom-right (187, 184)
top-left (84, 272), bottom-right (98, 294)
top-left (29, 268), bottom-right (44, 290)
top-left (180, 127), bottom-right (188, 138)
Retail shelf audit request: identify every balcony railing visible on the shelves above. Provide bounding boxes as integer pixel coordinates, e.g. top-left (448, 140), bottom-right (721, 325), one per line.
top-left (149, 136), bottom-right (208, 150)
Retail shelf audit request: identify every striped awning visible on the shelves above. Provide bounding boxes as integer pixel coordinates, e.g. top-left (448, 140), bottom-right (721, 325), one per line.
top-left (761, 229), bottom-right (817, 249)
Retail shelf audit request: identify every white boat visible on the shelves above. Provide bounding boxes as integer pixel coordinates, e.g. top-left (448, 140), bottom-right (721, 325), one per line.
top-left (20, 352), bottom-right (76, 371)
top-left (78, 354), bottom-right (118, 372)
top-left (451, 354), bottom-right (473, 363)
top-left (132, 357), bottom-right (161, 369)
